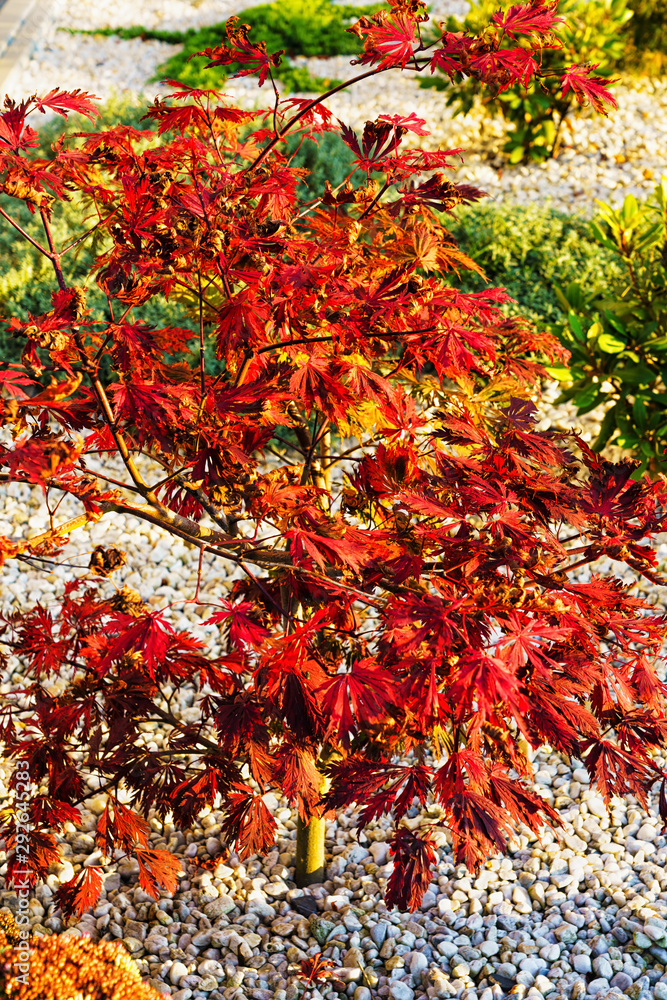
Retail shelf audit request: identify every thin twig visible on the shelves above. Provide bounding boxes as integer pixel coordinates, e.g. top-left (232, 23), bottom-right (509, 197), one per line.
top-left (60, 207), bottom-right (120, 255)
top-left (0, 204), bottom-right (49, 256)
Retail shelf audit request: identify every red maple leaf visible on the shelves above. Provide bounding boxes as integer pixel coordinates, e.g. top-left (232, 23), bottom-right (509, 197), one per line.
top-left (135, 847), bottom-right (182, 899)
top-left (5, 829), bottom-right (61, 886)
top-left (143, 101), bottom-right (210, 136)
top-left (486, 764), bottom-right (560, 834)
top-left (319, 659), bottom-right (394, 748)
top-left (219, 785), bottom-right (277, 857)
top-left (101, 612), bottom-right (175, 678)
top-left (631, 655), bottom-right (667, 713)
top-left (429, 33), bottom-right (474, 78)
top-left (449, 652), bottom-right (530, 730)
top-left (273, 742), bottom-right (322, 820)
top-left (494, 612), bottom-right (571, 671)
top-left (96, 798), bottom-right (150, 856)
top-left (202, 16), bottom-right (285, 87)
top-left (109, 381), bottom-right (191, 441)
top-left (171, 767), bottom-right (237, 828)
top-left (492, 3), bottom-right (565, 39)
top-left (355, 12), bottom-right (418, 71)
top-left (446, 790), bottom-right (510, 870)
top-left (386, 827), bottom-right (437, 910)
top-left (288, 354), bottom-right (352, 418)
top-left (53, 865), bottom-right (104, 917)
top-left (377, 113), bottom-right (430, 136)
top-left (579, 737), bottom-right (654, 806)
top-left (287, 526), bottom-right (369, 575)
top-left (560, 64), bottom-right (618, 114)
top-left (33, 88), bottom-right (99, 121)
top-left (300, 954), bottom-right (335, 986)
top-left (471, 48), bottom-right (540, 91)
top-left (0, 367), bottom-right (35, 399)
top-left (204, 599), bottom-right (269, 650)
top-left (365, 765), bottom-right (434, 826)
top-left (0, 101), bottom-right (39, 151)
top-left (156, 78), bottom-right (226, 101)
top-left (215, 291), bottom-right (272, 359)
top-left (278, 99), bottom-right (337, 132)
top-left (343, 362), bottom-right (396, 405)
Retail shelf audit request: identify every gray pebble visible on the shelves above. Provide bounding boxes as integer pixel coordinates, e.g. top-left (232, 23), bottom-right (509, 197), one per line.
top-left (203, 895), bottom-right (235, 918)
top-left (592, 957), bottom-right (613, 981)
top-left (409, 952), bottom-right (428, 978)
top-left (148, 979), bottom-right (172, 996)
top-left (371, 921), bottom-right (389, 947)
top-left (611, 973), bottom-right (634, 991)
top-left (588, 979), bottom-right (610, 995)
top-left (389, 982), bottom-right (414, 1000)
top-left (170, 961), bottom-right (190, 986)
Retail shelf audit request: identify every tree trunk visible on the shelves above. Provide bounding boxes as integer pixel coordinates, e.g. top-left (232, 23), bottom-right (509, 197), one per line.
top-left (295, 811), bottom-right (326, 886)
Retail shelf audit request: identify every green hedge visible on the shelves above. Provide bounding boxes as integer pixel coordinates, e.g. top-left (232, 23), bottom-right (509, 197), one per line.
top-left (445, 201), bottom-right (623, 326)
top-left (624, 0), bottom-right (667, 70)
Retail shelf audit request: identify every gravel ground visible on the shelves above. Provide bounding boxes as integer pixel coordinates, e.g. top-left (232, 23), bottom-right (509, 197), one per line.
top-left (4, 2), bottom-right (667, 999)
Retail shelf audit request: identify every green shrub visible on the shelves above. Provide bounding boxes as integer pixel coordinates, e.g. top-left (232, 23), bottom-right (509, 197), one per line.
top-left (422, 0), bottom-right (633, 163)
top-left (445, 201), bottom-right (622, 325)
top-left (62, 0), bottom-right (384, 94)
top-left (548, 180), bottom-right (667, 476)
top-left (620, 0), bottom-right (667, 71)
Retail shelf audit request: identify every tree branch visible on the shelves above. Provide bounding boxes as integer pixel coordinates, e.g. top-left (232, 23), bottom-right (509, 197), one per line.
top-left (0, 204), bottom-right (49, 256)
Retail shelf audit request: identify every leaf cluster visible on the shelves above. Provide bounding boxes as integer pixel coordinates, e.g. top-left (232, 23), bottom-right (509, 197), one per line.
top-left (422, 0), bottom-right (633, 163)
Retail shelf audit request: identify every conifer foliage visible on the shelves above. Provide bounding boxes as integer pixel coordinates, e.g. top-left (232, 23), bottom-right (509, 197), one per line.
top-left (1, 0), bottom-right (667, 915)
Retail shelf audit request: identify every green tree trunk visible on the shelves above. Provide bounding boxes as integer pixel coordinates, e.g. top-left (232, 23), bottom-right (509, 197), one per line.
top-left (295, 811), bottom-right (326, 886)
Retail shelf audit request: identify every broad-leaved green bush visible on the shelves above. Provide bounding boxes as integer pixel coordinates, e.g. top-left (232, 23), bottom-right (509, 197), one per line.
top-left (549, 180), bottom-right (667, 476)
top-left (623, 0), bottom-right (667, 73)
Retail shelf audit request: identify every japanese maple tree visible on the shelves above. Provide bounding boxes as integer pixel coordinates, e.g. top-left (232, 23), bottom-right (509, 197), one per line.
top-left (1, 0), bottom-right (667, 918)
